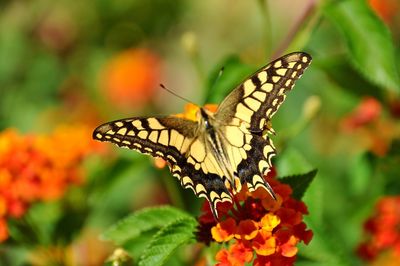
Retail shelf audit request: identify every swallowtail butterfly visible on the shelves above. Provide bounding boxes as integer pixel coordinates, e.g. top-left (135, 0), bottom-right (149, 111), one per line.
top-left (93, 52), bottom-right (312, 218)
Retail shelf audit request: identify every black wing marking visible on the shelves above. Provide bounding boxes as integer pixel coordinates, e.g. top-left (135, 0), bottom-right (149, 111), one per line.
top-left (236, 135), bottom-right (276, 196)
top-left (215, 52), bottom-right (312, 132)
top-left (93, 116), bottom-right (197, 159)
top-left (215, 52), bottom-right (312, 197)
top-left (93, 52), bottom-right (313, 218)
top-left (93, 116), bottom-right (232, 218)
top-left (217, 124), bottom-right (277, 195)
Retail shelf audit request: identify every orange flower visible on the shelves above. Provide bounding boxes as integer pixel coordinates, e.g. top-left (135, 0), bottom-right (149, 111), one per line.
top-left (276, 231), bottom-right (298, 257)
top-left (0, 125), bottom-right (100, 242)
top-left (235, 219), bottom-right (259, 240)
top-left (369, 0), bottom-right (399, 24)
top-left (341, 97), bottom-right (382, 131)
top-left (212, 218), bottom-right (236, 242)
top-left (260, 213), bottom-right (280, 232)
top-left (252, 231), bottom-right (276, 256)
top-left (0, 218), bottom-right (8, 242)
top-left (340, 97), bottom-right (400, 156)
top-left (101, 48), bottom-right (161, 110)
top-left (216, 242), bottom-right (253, 266)
top-left (198, 169), bottom-right (313, 266)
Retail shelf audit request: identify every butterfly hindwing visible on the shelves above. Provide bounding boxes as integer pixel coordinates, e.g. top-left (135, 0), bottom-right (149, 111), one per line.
top-left (218, 122), bottom-right (277, 197)
top-left (235, 134), bottom-right (276, 193)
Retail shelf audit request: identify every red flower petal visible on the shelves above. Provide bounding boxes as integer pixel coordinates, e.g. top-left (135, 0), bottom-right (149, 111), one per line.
top-left (212, 218), bottom-right (237, 242)
top-left (253, 231), bottom-right (276, 256)
top-left (235, 219), bottom-right (259, 240)
top-left (280, 235), bottom-right (299, 257)
top-left (260, 213), bottom-right (280, 232)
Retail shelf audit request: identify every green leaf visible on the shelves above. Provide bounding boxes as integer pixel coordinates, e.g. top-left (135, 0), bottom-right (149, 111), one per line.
top-left (102, 206), bottom-right (192, 245)
top-left (379, 140), bottom-right (400, 194)
top-left (276, 147), bottom-right (314, 176)
top-left (347, 152), bottom-right (373, 197)
top-left (279, 169), bottom-right (318, 200)
top-left (138, 218), bottom-right (197, 266)
top-left (315, 55), bottom-right (382, 100)
top-left (123, 229), bottom-right (158, 259)
top-left (300, 218), bottom-right (356, 266)
top-left (324, 0), bottom-right (400, 92)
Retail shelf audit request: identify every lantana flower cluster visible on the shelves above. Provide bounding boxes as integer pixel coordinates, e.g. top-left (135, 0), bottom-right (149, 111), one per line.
top-left (0, 125), bottom-right (101, 242)
top-left (357, 196), bottom-right (400, 263)
top-left (156, 103), bottom-right (313, 265)
top-left (197, 169), bottom-right (313, 266)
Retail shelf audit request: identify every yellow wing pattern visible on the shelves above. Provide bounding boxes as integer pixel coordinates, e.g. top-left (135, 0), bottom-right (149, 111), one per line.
top-left (214, 52), bottom-right (311, 197)
top-left (93, 52), bottom-right (312, 219)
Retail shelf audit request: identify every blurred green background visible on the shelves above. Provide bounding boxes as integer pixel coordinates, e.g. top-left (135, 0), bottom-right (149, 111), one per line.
top-left (0, 0), bottom-right (399, 265)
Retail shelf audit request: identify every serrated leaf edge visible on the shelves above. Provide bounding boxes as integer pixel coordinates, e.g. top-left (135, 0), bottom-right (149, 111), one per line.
top-left (101, 205), bottom-right (192, 242)
top-left (279, 169), bottom-right (318, 200)
top-left (138, 217), bottom-right (197, 266)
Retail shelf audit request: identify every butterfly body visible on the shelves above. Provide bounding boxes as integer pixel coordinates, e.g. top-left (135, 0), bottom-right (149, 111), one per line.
top-left (93, 52), bottom-right (312, 218)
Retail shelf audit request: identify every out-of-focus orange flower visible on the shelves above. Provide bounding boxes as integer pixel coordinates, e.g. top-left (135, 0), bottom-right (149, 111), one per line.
top-left (193, 256), bottom-right (207, 266)
top-left (174, 103), bottom-right (201, 121)
top-left (369, 0), bottom-right (399, 24)
top-left (101, 48), bottom-right (161, 110)
top-left (28, 228), bottom-right (112, 266)
top-left (174, 103), bottom-right (218, 122)
top-left (0, 218), bottom-right (8, 242)
top-left (197, 169), bottom-right (313, 266)
top-left (340, 97), bottom-right (400, 156)
top-left (357, 196), bottom-right (400, 263)
top-left (0, 125), bottom-right (101, 242)
top-left (341, 97), bottom-right (382, 131)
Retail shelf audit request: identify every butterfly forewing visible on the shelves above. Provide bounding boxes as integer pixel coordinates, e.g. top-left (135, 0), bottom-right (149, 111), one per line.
top-left (94, 117), bottom-right (194, 157)
top-left (93, 116), bottom-right (233, 217)
top-left (215, 52), bottom-right (312, 131)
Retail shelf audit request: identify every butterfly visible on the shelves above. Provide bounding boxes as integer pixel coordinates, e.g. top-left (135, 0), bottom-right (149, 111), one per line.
top-left (93, 52), bottom-right (312, 218)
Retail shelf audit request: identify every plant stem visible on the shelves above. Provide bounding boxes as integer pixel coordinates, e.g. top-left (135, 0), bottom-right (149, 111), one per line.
top-left (257, 0), bottom-right (273, 59)
top-left (272, 0), bottom-right (317, 58)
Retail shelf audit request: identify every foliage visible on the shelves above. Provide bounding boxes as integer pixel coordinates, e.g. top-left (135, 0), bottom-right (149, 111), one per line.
top-left (279, 170), bottom-right (317, 200)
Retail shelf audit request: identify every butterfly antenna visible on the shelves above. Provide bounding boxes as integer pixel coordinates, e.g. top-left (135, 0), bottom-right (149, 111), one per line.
top-left (159, 84), bottom-right (192, 104)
